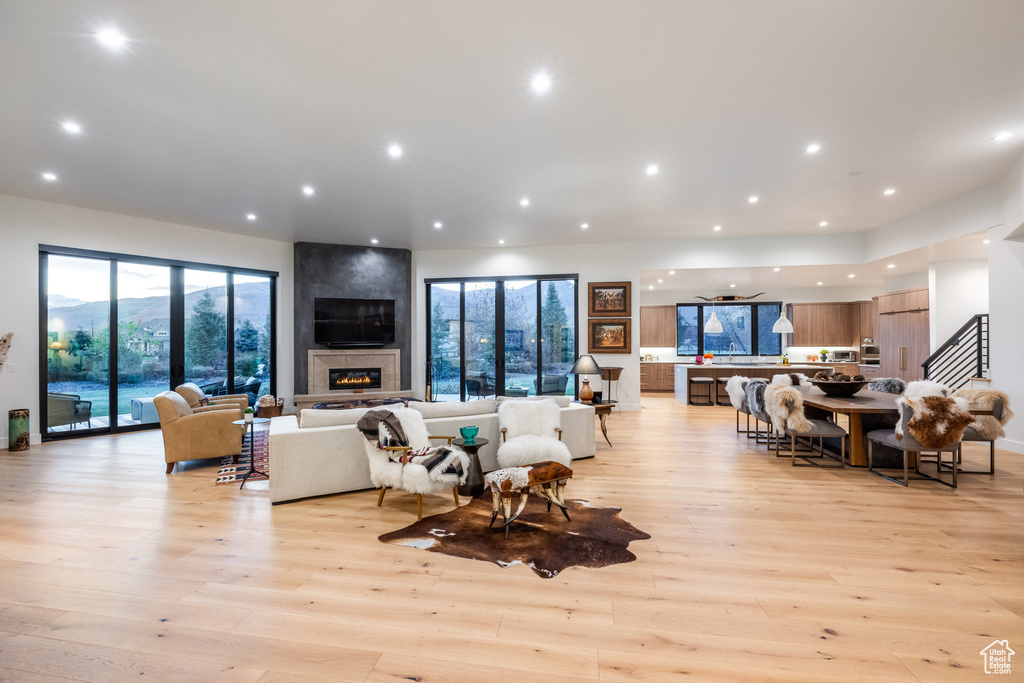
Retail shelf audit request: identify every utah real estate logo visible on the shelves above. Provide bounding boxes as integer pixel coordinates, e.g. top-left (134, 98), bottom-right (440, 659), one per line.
top-left (980, 640), bottom-right (1014, 675)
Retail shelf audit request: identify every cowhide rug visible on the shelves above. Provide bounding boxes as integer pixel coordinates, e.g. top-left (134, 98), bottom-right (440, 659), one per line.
top-left (378, 493), bottom-right (650, 578)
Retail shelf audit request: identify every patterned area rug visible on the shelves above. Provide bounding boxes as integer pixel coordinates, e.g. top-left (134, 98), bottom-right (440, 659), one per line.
top-left (215, 429), bottom-right (269, 485)
top-left (379, 493), bottom-right (650, 578)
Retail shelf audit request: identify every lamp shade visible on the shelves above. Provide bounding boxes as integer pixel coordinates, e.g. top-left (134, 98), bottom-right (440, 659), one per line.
top-left (570, 354), bottom-right (602, 376)
top-left (772, 311), bottom-right (794, 334)
top-left (705, 311), bottom-right (724, 334)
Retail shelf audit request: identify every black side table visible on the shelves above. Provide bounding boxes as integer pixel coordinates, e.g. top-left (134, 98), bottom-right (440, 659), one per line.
top-left (233, 417), bottom-right (270, 488)
top-left (453, 437), bottom-right (489, 497)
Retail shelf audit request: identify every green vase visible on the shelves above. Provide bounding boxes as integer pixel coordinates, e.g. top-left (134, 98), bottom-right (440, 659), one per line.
top-left (8, 409), bottom-right (29, 452)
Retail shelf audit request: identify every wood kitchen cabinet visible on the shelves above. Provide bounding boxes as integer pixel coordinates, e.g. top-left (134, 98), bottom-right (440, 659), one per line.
top-left (640, 363), bottom-right (675, 391)
top-left (877, 288), bottom-right (928, 315)
top-left (857, 300), bottom-right (876, 339)
top-left (788, 303), bottom-right (856, 346)
top-left (640, 306), bottom-right (676, 347)
top-left (877, 309), bottom-right (930, 382)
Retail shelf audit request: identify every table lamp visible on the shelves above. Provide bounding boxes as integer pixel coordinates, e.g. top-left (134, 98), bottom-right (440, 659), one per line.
top-left (570, 354), bottom-right (602, 402)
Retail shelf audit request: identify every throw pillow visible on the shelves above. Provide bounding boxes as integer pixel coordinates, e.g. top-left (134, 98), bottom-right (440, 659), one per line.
top-left (198, 397), bottom-right (210, 407)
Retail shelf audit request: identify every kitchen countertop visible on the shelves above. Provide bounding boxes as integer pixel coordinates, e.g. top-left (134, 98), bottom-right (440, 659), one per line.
top-left (674, 363), bottom-right (827, 370)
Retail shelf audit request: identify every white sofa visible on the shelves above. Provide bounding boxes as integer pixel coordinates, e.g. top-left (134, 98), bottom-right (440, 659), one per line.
top-left (268, 396), bottom-right (596, 504)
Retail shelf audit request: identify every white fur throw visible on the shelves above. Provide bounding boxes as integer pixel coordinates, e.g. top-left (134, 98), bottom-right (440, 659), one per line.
top-left (498, 399), bottom-right (561, 440)
top-left (498, 435), bottom-right (571, 468)
top-left (953, 388), bottom-right (1014, 441)
top-left (771, 373), bottom-right (809, 387)
top-left (764, 385), bottom-right (813, 434)
top-left (726, 376), bottom-right (749, 410)
top-left (905, 380), bottom-right (951, 400)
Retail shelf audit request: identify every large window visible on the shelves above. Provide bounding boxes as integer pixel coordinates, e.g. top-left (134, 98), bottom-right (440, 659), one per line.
top-left (41, 247), bottom-right (276, 439)
top-left (427, 275), bottom-right (578, 401)
top-left (676, 302), bottom-right (782, 357)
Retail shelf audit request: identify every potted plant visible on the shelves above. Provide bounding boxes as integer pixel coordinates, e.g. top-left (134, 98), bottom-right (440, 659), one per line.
top-left (819, 348), bottom-right (829, 362)
top-left (702, 352), bottom-right (715, 366)
top-left (244, 407), bottom-right (255, 423)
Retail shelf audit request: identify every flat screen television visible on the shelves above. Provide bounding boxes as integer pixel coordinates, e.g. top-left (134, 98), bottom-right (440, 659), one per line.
top-left (314, 297), bottom-right (396, 346)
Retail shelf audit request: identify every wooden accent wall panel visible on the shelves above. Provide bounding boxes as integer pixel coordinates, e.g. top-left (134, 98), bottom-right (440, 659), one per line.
top-left (639, 306), bottom-right (676, 347)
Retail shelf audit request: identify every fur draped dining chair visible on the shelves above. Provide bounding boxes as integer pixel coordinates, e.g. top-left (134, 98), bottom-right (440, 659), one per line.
top-left (951, 388), bottom-right (1014, 474)
top-left (764, 384), bottom-right (847, 468)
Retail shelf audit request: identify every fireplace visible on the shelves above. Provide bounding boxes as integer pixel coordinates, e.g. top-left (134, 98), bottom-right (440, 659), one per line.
top-left (329, 367), bottom-right (382, 390)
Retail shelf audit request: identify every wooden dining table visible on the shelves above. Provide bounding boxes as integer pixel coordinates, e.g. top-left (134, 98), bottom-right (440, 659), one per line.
top-left (796, 386), bottom-right (991, 467)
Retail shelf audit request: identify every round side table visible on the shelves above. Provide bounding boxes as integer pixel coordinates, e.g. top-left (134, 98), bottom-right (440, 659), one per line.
top-left (233, 417), bottom-right (270, 488)
top-left (453, 437), bottom-right (489, 497)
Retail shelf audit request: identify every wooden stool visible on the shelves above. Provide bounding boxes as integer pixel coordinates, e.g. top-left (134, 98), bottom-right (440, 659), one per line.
top-left (715, 377), bottom-right (732, 406)
top-left (484, 461), bottom-right (573, 539)
top-left (688, 377), bottom-right (714, 406)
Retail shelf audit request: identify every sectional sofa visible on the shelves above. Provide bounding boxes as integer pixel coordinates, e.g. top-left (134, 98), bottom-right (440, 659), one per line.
top-left (268, 396), bottom-right (596, 504)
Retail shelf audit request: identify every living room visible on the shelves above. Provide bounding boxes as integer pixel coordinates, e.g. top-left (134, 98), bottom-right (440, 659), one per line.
top-left (1, 2), bottom-right (1024, 680)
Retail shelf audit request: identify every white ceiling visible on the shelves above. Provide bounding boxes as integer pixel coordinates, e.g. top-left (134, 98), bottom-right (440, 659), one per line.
top-left (640, 231), bottom-right (990, 292)
top-left (2, 1), bottom-right (1023, 250)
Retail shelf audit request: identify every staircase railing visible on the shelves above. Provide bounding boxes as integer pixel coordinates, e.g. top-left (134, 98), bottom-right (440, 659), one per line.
top-left (921, 314), bottom-right (988, 389)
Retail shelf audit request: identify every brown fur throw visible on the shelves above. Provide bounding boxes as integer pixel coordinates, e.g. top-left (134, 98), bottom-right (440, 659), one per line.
top-left (898, 396), bottom-right (974, 449)
top-left (952, 388), bottom-right (1013, 441)
top-left (764, 385), bottom-right (813, 434)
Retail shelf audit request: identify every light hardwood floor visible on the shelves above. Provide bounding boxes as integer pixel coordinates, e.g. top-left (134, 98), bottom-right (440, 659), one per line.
top-left (1, 394), bottom-right (1022, 682)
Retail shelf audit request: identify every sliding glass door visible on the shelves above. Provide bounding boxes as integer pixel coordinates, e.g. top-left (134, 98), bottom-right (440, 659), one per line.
top-left (40, 247), bottom-right (277, 440)
top-left (426, 274), bottom-right (578, 402)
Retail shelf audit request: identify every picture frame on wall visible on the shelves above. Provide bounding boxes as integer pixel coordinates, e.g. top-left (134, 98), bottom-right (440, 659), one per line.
top-left (588, 281), bottom-right (631, 317)
top-left (588, 318), bottom-right (631, 354)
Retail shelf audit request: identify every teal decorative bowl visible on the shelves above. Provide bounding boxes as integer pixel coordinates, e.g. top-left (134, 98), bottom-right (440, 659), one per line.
top-left (459, 426), bottom-right (479, 444)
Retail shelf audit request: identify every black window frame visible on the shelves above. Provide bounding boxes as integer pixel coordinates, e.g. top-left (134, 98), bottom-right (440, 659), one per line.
top-left (676, 301), bottom-right (783, 357)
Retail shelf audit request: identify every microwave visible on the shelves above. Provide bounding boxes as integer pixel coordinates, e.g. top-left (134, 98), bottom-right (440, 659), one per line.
top-left (832, 350), bottom-right (857, 362)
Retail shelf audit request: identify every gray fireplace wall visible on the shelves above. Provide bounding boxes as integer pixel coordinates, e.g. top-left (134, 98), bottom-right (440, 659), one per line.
top-left (293, 242), bottom-right (412, 394)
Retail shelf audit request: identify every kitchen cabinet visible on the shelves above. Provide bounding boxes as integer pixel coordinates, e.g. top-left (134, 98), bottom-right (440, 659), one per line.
top-left (857, 300), bottom-right (875, 339)
top-left (877, 288), bottom-right (928, 315)
top-left (788, 303), bottom-right (856, 346)
top-left (877, 309), bottom-right (930, 382)
top-left (640, 306), bottom-right (676, 347)
top-left (640, 363), bottom-right (675, 391)
top-left (858, 365), bottom-right (881, 379)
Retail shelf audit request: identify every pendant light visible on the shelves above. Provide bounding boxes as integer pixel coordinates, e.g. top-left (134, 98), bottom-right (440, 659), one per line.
top-left (706, 285), bottom-right (723, 334)
top-left (772, 274), bottom-right (794, 333)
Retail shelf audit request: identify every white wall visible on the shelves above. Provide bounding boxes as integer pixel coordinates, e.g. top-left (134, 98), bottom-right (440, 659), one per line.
top-left (928, 260), bottom-right (989, 350)
top-left (991, 153), bottom-right (1024, 453)
top-left (884, 270), bottom-right (929, 292)
top-left (0, 194), bottom-right (294, 447)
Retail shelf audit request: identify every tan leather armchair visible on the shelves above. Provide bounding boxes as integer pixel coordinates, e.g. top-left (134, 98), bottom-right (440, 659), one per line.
top-left (154, 391), bottom-right (244, 474)
top-left (175, 382), bottom-right (249, 413)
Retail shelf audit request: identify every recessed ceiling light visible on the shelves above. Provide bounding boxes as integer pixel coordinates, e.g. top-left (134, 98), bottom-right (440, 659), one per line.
top-left (773, 267), bottom-right (780, 272)
top-left (730, 283), bottom-right (736, 288)
top-left (433, 221), bottom-right (443, 229)
top-left (817, 281), bottom-right (823, 286)
top-left (819, 221), bottom-right (828, 227)
top-left (748, 195), bottom-right (759, 204)
top-left (302, 185), bottom-right (315, 196)
top-left (95, 27), bottom-right (127, 51)
top-left (520, 197), bottom-right (530, 207)
top-left (883, 188), bottom-right (896, 196)
top-left (387, 143), bottom-right (403, 159)
top-left (993, 131), bottom-right (1014, 142)
top-left (645, 164), bottom-right (659, 176)
top-left (498, 239), bottom-right (505, 245)
top-left (648, 285), bottom-right (654, 290)
top-left (41, 172), bottom-right (58, 182)
top-left (530, 70), bottom-right (553, 95)
top-left (62, 121), bottom-right (82, 134)
top-left (580, 222), bottom-right (589, 229)
top-left (848, 274), bottom-right (856, 278)
top-left (668, 270), bottom-right (675, 275)
top-left (657, 279), bottom-right (663, 283)
top-left (370, 238), bottom-right (379, 244)
top-left (887, 263), bottom-right (895, 269)
top-left (713, 225), bottom-right (722, 232)
top-left (246, 213), bottom-right (257, 221)
top-left (983, 239), bottom-right (990, 244)
top-left (805, 143), bottom-right (821, 154)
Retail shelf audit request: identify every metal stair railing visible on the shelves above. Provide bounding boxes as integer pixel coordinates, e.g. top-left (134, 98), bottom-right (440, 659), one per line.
top-left (921, 314), bottom-right (988, 389)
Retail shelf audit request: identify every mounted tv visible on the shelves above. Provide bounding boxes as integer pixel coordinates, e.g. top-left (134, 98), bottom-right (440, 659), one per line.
top-left (314, 298), bottom-right (396, 347)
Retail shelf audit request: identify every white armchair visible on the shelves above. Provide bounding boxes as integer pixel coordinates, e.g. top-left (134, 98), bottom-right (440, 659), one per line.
top-left (497, 399), bottom-right (571, 469)
top-left (361, 408), bottom-right (469, 520)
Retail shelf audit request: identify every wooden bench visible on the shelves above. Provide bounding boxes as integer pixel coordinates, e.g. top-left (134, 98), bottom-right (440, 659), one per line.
top-left (484, 461), bottom-right (573, 539)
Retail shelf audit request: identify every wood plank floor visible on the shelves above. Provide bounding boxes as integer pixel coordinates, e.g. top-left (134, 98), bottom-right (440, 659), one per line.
top-left (1, 394), bottom-right (1022, 682)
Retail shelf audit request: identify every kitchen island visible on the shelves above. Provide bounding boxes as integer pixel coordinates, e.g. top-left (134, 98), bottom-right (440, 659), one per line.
top-left (673, 364), bottom-right (832, 404)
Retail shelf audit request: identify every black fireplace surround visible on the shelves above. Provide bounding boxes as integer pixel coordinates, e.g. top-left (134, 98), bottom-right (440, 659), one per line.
top-left (329, 367), bottom-right (382, 390)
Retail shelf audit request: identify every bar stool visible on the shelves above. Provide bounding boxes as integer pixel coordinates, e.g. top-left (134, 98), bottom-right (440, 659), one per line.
top-left (715, 377), bottom-right (731, 406)
top-left (688, 377), bottom-right (714, 406)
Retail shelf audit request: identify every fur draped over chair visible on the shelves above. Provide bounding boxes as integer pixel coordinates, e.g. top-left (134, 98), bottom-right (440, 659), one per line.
top-left (868, 378), bottom-right (906, 395)
top-left (895, 396), bottom-right (973, 449)
top-left (770, 373), bottom-right (809, 387)
top-left (904, 380), bottom-right (951, 399)
top-left (497, 399), bottom-right (571, 468)
top-left (952, 388), bottom-right (1014, 441)
top-left (725, 376), bottom-right (749, 410)
top-left (763, 385), bottom-right (813, 434)
top-left (743, 378), bottom-right (769, 416)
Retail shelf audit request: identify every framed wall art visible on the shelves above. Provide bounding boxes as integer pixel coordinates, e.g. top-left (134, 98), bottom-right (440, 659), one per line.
top-left (588, 318), bottom-right (631, 354)
top-left (588, 281), bottom-right (631, 317)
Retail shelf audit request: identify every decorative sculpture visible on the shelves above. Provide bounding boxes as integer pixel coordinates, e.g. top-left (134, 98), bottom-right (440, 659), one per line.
top-left (694, 292), bottom-right (765, 301)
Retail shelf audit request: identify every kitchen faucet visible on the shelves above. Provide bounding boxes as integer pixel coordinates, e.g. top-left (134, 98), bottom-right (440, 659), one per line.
top-left (729, 342), bottom-right (736, 359)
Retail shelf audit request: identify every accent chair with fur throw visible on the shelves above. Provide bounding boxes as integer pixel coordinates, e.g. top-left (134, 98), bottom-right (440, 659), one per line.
top-left (951, 388), bottom-right (1013, 474)
top-left (497, 399), bottom-right (571, 468)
